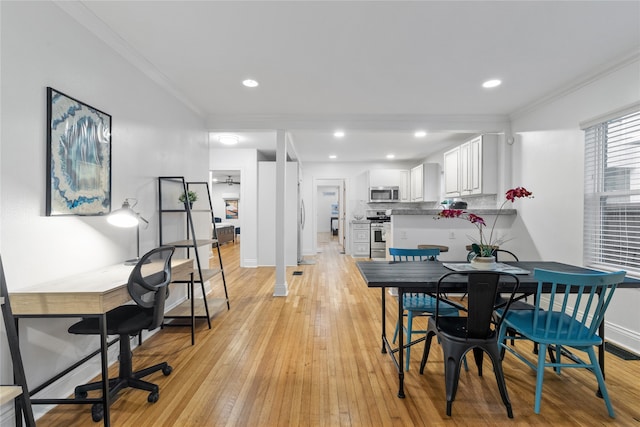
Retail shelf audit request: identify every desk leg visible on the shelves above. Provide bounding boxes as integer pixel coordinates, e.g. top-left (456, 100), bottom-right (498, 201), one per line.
top-left (99, 314), bottom-right (111, 427)
top-left (381, 287), bottom-right (386, 354)
top-left (397, 288), bottom-right (405, 398)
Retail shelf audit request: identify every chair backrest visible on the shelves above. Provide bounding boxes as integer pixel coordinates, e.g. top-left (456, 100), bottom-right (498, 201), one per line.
top-left (389, 247), bottom-right (440, 261)
top-left (128, 246), bottom-right (175, 330)
top-left (436, 271), bottom-right (520, 339)
top-left (531, 268), bottom-right (626, 341)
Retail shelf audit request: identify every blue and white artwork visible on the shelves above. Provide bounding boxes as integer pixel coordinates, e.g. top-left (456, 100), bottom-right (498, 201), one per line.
top-left (46, 87), bottom-right (111, 216)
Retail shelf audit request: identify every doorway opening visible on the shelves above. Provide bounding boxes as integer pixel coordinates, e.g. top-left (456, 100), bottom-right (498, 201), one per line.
top-left (209, 169), bottom-right (241, 248)
top-left (314, 178), bottom-right (346, 255)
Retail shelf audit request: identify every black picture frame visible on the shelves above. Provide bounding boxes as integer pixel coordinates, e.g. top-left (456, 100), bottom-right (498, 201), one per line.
top-left (46, 87), bottom-right (112, 216)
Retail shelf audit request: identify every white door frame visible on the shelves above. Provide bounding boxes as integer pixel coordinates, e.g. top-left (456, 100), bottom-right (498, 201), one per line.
top-left (312, 178), bottom-right (345, 254)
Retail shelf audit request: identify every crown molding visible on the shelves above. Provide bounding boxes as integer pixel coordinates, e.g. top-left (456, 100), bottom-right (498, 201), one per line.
top-left (53, 1), bottom-right (205, 118)
top-left (510, 48), bottom-right (640, 120)
top-left (206, 113), bottom-right (511, 133)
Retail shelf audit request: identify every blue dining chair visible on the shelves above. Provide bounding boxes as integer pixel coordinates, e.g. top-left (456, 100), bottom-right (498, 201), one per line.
top-left (389, 247), bottom-right (461, 371)
top-left (498, 268), bottom-right (626, 417)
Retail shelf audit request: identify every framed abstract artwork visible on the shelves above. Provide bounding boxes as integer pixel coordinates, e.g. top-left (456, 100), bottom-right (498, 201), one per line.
top-left (225, 199), bottom-right (238, 219)
top-left (46, 87), bottom-right (112, 216)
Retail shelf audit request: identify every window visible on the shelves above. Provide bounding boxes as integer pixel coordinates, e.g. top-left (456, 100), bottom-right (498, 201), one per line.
top-left (583, 106), bottom-right (640, 276)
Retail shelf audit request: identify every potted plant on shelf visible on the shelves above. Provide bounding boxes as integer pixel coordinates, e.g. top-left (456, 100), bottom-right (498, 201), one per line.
top-left (434, 186), bottom-right (533, 269)
top-left (178, 190), bottom-right (198, 209)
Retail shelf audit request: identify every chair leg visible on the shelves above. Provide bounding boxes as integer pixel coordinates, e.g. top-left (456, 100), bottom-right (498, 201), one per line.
top-left (405, 312), bottom-right (414, 371)
top-left (473, 347), bottom-right (484, 377)
top-left (534, 343), bottom-right (547, 414)
top-left (444, 353), bottom-right (463, 416)
top-left (419, 331), bottom-right (435, 374)
top-left (587, 346), bottom-right (615, 418)
top-left (392, 320), bottom-right (400, 344)
top-left (487, 344), bottom-right (513, 418)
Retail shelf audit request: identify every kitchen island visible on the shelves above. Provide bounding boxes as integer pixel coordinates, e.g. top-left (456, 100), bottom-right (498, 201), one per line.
top-left (384, 208), bottom-right (519, 261)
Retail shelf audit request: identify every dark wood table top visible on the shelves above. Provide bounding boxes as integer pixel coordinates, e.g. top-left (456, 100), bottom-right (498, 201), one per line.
top-left (356, 260), bottom-right (640, 291)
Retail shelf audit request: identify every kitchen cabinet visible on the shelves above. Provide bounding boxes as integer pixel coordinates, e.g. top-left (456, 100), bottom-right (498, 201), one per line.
top-left (399, 170), bottom-right (410, 202)
top-left (351, 221), bottom-right (370, 258)
top-left (410, 163), bottom-right (440, 202)
top-left (444, 134), bottom-right (498, 197)
top-left (443, 146), bottom-right (460, 196)
top-left (369, 169), bottom-right (405, 188)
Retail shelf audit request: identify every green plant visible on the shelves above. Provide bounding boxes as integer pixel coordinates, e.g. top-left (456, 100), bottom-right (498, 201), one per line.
top-left (178, 190), bottom-right (198, 203)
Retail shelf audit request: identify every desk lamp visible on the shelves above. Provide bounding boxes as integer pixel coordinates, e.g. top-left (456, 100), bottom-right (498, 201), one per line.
top-left (108, 198), bottom-right (149, 265)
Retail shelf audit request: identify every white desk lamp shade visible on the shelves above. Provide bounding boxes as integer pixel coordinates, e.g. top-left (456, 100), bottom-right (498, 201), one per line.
top-left (108, 201), bottom-right (139, 228)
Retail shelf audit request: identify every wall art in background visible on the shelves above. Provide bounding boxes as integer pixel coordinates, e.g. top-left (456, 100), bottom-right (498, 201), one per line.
top-left (46, 87), bottom-right (111, 216)
top-left (225, 199), bottom-right (238, 219)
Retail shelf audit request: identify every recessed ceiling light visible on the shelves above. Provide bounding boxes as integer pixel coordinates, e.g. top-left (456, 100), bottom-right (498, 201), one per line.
top-left (242, 79), bottom-right (259, 88)
top-left (482, 79), bottom-right (502, 88)
top-left (218, 134), bottom-right (239, 145)
top-left (329, 155), bottom-right (337, 159)
top-left (414, 130), bottom-right (427, 138)
top-left (386, 154), bottom-right (395, 159)
top-left (334, 131), bottom-right (345, 138)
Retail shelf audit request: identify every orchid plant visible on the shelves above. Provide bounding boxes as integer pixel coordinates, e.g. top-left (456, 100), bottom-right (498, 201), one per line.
top-left (435, 187), bottom-right (533, 257)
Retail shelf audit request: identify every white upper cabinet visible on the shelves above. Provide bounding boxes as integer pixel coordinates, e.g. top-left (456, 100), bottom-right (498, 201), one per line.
top-left (444, 135), bottom-right (498, 197)
top-left (443, 146), bottom-right (461, 196)
top-left (399, 170), bottom-right (410, 202)
top-left (410, 163), bottom-right (440, 202)
top-left (368, 169), bottom-right (405, 188)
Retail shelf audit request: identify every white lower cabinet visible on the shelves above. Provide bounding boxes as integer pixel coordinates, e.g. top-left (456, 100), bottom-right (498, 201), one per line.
top-left (351, 222), bottom-right (370, 258)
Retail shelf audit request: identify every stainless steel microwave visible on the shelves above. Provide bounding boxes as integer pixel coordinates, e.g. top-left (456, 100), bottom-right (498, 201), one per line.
top-left (370, 186), bottom-right (399, 202)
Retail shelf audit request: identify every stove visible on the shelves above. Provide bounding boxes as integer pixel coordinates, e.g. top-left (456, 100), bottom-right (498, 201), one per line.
top-left (366, 210), bottom-right (389, 258)
top-left (366, 210), bottom-right (391, 223)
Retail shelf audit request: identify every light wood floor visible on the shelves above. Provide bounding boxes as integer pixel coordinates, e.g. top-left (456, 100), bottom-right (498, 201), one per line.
top-left (37, 236), bottom-right (640, 426)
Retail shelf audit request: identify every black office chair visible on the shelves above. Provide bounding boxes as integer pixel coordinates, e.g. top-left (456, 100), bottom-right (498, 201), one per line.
top-left (419, 271), bottom-right (520, 418)
top-left (68, 246), bottom-right (175, 422)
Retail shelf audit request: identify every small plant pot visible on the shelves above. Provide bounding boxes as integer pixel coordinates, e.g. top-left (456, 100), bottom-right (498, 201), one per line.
top-left (470, 255), bottom-right (496, 270)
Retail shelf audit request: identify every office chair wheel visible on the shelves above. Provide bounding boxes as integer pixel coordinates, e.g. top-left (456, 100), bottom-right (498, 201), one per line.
top-left (163, 365), bottom-right (173, 376)
top-left (74, 389), bottom-right (88, 399)
top-left (148, 391), bottom-right (159, 403)
top-left (91, 403), bottom-right (103, 422)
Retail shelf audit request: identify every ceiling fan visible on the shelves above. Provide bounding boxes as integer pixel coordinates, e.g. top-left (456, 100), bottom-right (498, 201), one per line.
top-left (225, 175), bottom-right (241, 186)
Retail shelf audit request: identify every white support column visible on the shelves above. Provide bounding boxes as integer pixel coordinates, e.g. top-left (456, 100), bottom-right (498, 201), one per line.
top-left (273, 129), bottom-right (289, 296)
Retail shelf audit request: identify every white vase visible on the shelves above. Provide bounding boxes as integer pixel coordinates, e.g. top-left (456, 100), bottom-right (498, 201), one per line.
top-left (470, 255), bottom-right (497, 270)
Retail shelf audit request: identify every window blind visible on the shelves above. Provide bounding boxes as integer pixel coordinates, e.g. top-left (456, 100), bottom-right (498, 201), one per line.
top-left (584, 109), bottom-right (640, 276)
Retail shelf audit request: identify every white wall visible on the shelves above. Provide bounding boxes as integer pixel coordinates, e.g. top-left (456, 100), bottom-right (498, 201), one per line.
top-left (511, 58), bottom-right (640, 353)
top-left (0, 1), bottom-right (208, 421)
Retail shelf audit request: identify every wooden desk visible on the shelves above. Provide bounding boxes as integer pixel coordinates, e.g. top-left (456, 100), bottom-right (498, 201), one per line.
top-left (356, 260), bottom-right (640, 398)
top-left (10, 258), bottom-right (192, 427)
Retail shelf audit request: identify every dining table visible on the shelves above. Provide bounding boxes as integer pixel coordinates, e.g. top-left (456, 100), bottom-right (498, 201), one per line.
top-left (356, 260), bottom-right (640, 398)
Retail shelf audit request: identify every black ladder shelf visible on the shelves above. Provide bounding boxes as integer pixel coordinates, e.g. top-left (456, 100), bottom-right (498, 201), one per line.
top-left (158, 177), bottom-right (230, 345)
top-left (0, 256), bottom-right (36, 427)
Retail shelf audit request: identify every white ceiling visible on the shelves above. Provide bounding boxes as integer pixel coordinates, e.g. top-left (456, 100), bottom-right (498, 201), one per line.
top-left (63, 1), bottom-right (640, 162)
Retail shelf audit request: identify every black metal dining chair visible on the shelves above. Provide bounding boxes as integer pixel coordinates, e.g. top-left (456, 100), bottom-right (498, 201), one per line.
top-left (420, 270), bottom-right (520, 418)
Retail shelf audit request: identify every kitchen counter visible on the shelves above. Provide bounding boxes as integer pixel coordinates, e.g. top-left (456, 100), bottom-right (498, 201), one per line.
top-left (385, 208), bottom-right (516, 216)
top-left (385, 208), bottom-right (520, 261)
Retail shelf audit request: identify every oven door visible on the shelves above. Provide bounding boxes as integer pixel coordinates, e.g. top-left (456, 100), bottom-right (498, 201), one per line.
top-left (370, 223), bottom-right (387, 258)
